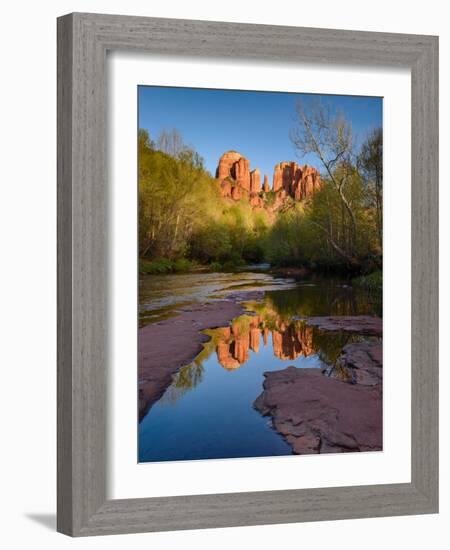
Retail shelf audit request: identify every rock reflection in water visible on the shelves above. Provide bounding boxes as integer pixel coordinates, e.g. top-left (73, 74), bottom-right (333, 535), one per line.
top-left (161, 314), bottom-right (326, 406)
top-left (216, 315), bottom-right (316, 370)
top-left (161, 304), bottom-right (366, 409)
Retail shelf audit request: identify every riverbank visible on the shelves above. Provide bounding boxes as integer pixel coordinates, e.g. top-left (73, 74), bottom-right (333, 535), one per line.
top-left (140, 258), bottom-right (382, 292)
top-left (139, 290), bottom-right (264, 419)
top-left (253, 316), bottom-right (382, 454)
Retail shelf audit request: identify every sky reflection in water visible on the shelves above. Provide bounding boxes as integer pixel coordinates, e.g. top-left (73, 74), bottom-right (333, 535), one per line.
top-left (139, 274), bottom-right (381, 462)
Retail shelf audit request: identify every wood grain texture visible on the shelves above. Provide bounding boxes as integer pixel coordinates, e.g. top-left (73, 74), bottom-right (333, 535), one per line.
top-left (57, 12), bottom-right (439, 536)
top-left (410, 36), bottom-right (439, 506)
top-left (57, 13), bottom-right (74, 535)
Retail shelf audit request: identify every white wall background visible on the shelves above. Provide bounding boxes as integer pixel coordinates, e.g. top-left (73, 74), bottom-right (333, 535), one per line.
top-left (0, 1), bottom-right (447, 548)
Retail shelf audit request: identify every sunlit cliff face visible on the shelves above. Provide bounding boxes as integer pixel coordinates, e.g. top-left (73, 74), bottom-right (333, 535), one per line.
top-left (216, 151), bottom-right (322, 209)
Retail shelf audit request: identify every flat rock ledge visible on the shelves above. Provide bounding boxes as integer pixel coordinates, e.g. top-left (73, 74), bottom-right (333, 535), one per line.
top-left (295, 315), bottom-right (382, 336)
top-left (336, 341), bottom-right (382, 386)
top-left (139, 299), bottom-right (245, 420)
top-left (254, 363), bottom-right (382, 454)
top-left (224, 290), bottom-right (265, 303)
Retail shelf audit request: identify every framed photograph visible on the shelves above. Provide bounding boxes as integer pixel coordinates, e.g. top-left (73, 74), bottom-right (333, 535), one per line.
top-left (57, 13), bottom-right (438, 536)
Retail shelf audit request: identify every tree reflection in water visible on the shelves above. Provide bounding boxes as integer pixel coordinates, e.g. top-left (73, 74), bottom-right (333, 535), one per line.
top-left (161, 361), bottom-right (206, 404)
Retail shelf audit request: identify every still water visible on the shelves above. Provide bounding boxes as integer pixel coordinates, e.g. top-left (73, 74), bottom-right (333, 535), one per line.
top-left (138, 270), bottom-right (381, 462)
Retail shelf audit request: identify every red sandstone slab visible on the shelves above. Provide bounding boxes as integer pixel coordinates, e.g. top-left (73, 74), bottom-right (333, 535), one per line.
top-left (338, 341), bottom-right (383, 385)
top-left (299, 315), bottom-right (382, 336)
top-left (254, 365), bottom-right (382, 454)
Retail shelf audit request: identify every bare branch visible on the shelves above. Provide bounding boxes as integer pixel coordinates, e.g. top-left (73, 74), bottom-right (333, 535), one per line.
top-left (290, 99), bottom-right (358, 245)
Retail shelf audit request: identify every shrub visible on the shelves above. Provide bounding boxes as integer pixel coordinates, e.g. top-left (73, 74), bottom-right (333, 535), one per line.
top-left (352, 270), bottom-right (382, 292)
top-left (173, 258), bottom-right (192, 272)
top-left (140, 258), bottom-right (171, 274)
top-left (139, 257), bottom-right (193, 274)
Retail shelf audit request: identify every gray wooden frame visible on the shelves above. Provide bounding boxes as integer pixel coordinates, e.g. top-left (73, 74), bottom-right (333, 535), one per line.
top-left (57, 12), bottom-right (439, 537)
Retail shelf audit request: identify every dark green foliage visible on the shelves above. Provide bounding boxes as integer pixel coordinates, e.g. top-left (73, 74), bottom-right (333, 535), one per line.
top-left (209, 261), bottom-right (222, 273)
top-left (352, 270), bottom-right (382, 292)
top-left (139, 258), bottom-right (194, 274)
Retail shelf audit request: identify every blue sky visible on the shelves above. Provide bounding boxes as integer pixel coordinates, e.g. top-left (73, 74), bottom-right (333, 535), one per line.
top-left (138, 86), bottom-right (382, 179)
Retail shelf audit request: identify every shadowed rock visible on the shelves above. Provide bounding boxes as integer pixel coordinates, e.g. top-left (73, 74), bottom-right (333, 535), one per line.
top-left (336, 341), bottom-right (382, 385)
top-left (298, 315), bottom-right (382, 336)
top-left (254, 365), bottom-right (382, 454)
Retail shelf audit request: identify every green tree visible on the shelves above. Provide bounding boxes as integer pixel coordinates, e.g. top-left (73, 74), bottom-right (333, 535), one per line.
top-left (358, 128), bottom-right (383, 250)
top-left (139, 128), bottom-right (220, 259)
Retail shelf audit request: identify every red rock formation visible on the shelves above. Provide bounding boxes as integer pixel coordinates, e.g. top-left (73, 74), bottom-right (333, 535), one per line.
top-left (272, 163), bottom-right (283, 192)
top-left (250, 169), bottom-right (261, 193)
top-left (220, 179), bottom-right (232, 198)
top-left (216, 151), bottom-right (321, 208)
top-left (249, 194), bottom-right (264, 208)
top-left (231, 185), bottom-right (243, 201)
top-left (273, 161), bottom-right (321, 200)
top-left (217, 151), bottom-right (251, 199)
top-left (216, 151), bottom-right (242, 181)
top-left (296, 165), bottom-right (321, 200)
top-left (217, 151), bottom-right (264, 205)
top-left (236, 157), bottom-right (251, 191)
